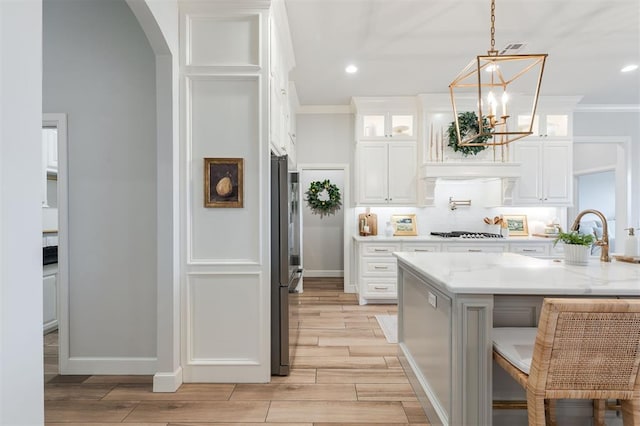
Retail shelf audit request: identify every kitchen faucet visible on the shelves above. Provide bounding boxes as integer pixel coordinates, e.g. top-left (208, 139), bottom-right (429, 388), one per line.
top-left (570, 209), bottom-right (610, 262)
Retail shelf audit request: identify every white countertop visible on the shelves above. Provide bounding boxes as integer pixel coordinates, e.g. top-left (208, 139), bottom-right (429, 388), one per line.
top-left (353, 235), bottom-right (554, 243)
top-left (394, 252), bottom-right (640, 295)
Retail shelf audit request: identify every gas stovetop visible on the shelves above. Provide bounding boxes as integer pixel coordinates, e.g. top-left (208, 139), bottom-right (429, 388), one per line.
top-left (430, 231), bottom-right (504, 239)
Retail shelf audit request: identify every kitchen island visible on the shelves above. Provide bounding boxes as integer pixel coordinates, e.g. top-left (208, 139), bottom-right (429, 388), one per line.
top-left (395, 252), bottom-right (640, 426)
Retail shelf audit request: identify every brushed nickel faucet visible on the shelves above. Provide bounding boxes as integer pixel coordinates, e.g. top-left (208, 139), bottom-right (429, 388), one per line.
top-left (570, 209), bottom-right (610, 262)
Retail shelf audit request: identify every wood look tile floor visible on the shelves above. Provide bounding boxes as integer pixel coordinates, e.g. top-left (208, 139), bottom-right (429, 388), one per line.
top-left (44, 277), bottom-right (430, 425)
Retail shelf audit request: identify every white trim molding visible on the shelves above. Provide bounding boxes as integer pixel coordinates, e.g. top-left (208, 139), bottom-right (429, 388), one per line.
top-left (297, 105), bottom-right (353, 114)
top-left (153, 366), bottom-right (183, 392)
top-left (574, 104), bottom-right (640, 113)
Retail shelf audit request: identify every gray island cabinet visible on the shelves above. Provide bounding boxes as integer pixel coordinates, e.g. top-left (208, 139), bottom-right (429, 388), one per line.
top-left (395, 252), bottom-right (640, 426)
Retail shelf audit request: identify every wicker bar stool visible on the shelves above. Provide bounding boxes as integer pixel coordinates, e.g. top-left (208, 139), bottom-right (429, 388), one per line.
top-left (492, 298), bottom-right (640, 426)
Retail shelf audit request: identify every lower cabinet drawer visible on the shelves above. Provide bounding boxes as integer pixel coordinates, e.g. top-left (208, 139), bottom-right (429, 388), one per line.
top-left (363, 279), bottom-right (397, 297)
top-left (509, 243), bottom-right (550, 256)
top-left (360, 257), bottom-right (397, 276)
top-left (444, 244), bottom-right (507, 253)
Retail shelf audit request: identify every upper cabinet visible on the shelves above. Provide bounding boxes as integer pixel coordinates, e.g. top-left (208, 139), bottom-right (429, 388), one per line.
top-left (358, 141), bottom-right (417, 205)
top-left (353, 97), bottom-right (418, 205)
top-left (360, 112), bottom-right (415, 140)
top-left (511, 97), bottom-right (581, 140)
top-left (512, 140), bottom-right (573, 206)
top-left (269, 6), bottom-right (297, 166)
top-left (353, 97), bottom-right (417, 141)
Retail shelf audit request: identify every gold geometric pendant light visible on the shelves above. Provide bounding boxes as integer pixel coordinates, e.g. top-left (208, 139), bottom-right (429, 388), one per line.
top-left (449, 0), bottom-right (547, 147)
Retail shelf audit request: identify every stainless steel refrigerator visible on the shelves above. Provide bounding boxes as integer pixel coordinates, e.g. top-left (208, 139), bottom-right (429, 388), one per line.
top-left (271, 154), bottom-right (302, 376)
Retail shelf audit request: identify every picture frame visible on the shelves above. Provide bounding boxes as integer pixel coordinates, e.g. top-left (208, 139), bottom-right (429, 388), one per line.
top-left (391, 214), bottom-right (418, 236)
top-left (503, 214), bottom-right (529, 236)
top-left (204, 157), bottom-right (244, 208)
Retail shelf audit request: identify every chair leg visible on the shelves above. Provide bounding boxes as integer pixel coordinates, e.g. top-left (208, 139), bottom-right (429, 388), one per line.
top-left (593, 399), bottom-right (606, 426)
top-left (621, 399), bottom-right (640, 426)
top-left (527, 390), bottom-right (547, 426)
top-left (545, 399), bottom-right (557, 426)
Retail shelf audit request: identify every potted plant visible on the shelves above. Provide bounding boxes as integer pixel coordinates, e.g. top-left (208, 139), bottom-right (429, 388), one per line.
top-left (553, 231), bottom-right (595, 265)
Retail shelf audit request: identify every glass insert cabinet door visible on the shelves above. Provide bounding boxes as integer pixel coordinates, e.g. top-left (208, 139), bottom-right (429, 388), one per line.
top-left (517, 114), bottom-right (569, 138)
top-left (361, 113), bottom-right (414, 138)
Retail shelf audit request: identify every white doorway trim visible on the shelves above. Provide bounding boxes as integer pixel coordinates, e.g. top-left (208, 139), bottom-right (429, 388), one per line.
top-left (573, 136), bottom-right (631, 250)
top-left (42, 113), bottom-right (69, 373)
top-left (298, 163), bottom-right (353, 293)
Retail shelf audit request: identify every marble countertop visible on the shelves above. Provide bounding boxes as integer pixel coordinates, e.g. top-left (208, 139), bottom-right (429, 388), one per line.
top-left (353, 235), bottom-right (555, 243)
top-left (394, 252), bottom-right (640, 295)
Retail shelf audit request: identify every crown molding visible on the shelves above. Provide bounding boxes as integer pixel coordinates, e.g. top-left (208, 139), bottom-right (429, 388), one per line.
top-left (297, 105), bottom-right (353, 114)
top-left (574, 104), bottom-right (640, 112)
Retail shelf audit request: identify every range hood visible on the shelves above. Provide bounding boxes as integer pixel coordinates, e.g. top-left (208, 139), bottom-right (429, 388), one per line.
top-left (420, 162), bottom-right (521, 206)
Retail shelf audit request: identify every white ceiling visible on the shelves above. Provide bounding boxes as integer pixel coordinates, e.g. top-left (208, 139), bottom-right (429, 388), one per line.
top-left (285, 0), bottom-right (640, 106)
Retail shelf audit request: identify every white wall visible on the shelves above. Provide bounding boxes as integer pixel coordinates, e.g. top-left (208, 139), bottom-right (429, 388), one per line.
top-left (180, 2), bottom-right (272, 383)
top-left (44, 0), bottom-right (158, 372)
top-left (301, 169), bottom-right (345, 276)
top-left (0, 1), bottom-right (44, 424)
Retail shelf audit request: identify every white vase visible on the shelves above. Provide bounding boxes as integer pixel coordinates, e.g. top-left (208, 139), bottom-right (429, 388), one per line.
top-left (564, 244), bottom-right (590, 265)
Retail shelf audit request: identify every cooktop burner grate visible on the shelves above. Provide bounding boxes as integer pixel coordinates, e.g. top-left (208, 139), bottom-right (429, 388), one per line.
top-left (430, 231), bottom-right (504, 239)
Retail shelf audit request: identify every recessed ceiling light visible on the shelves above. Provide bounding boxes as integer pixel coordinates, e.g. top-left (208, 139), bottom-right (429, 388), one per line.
top-left (621, 64), bottom-right (638, 73)
top-left (345, 64), bottom-right (358, 74)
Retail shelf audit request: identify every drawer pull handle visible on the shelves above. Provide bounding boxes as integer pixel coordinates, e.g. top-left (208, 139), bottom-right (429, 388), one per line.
top-left (374, 249), bottom-right (389, 252)
top-left (468, 249), bottom-right (482, 252)
top-left (374, 266), bottom-right (389, 270)
top-left (522, 249), bottom-right (537, 252)
top-left (414, 249), bottom-right (431, 252)
top-left (374, 286), bottom-right (389, 290)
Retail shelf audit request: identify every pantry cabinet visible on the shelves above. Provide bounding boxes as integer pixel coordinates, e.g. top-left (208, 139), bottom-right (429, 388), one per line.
top-left (512, 140), bottom-right (572, 206)
top-left (357, 141), bottom-right (417, 205)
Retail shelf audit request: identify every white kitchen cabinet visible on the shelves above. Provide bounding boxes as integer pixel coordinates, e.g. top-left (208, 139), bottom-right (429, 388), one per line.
top-left (268, 16), bottom-right (296, 163)
top-left (43, 264), bottom-right (58, 334)
top-left (356, 241), bottom-right (401, 304)
top-left (513, 141), bottom-right (572, 206)
top-left (444, 244), bottom-right (507, 253)
top-left (516, 112), bottom-right (570, 139)
top-left (359, 112), bottom-right (415, 139)
top-left (509, 242), bottom-right (550, 257)
top-left (357, 141), bottom-right (417, 205)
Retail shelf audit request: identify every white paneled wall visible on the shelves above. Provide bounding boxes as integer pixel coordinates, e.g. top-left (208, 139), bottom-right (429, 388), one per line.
top-left (180, 2), bottom-right (271, 383)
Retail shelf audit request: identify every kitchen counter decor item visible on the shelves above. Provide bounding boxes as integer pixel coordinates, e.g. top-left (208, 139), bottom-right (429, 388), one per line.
top-left (553, 231), bottom-right (595, 266)
top-left (391, 214), bottom-right (417, 236)
top-left (502, 214), bottom-right (529, 236)
top-left (305, 179), bottom-right (341, 218)
top-left (358, 211), bottom-right (378, 236)
top-left (446, 111), bottom-right (490, 156)
top-left (204, 157), bottom-right (244, 208)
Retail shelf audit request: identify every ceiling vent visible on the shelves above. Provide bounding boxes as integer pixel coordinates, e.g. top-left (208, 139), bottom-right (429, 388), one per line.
top-left (498, 42), bottom-right (526, 55)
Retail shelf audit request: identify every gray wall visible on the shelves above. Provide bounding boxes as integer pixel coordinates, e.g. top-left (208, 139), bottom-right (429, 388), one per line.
top-left (44, 0), bottom-right (158, 362)
top-left (296, 113), bottom-right (354, 165)
top-left (296, 113), bottom-right (353, 274)
top-left (574, 110), bottom-right (640, 227)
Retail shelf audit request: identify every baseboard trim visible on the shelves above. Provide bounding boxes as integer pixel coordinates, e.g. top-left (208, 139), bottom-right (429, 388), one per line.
top-left (153, 366), bottom-right (183, 392)
top-left (304, 269), bottom-right (344, 278)
top-left (60, 357), bottom-right (157, 375)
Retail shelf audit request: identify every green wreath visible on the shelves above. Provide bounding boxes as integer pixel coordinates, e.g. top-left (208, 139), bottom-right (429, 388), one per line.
top-left (447, 111), bottom-right (492, 156)
top-left (305, 179), bottom-right (341, 217)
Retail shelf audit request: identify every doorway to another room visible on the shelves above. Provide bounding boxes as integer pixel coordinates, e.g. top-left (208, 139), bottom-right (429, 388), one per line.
top-left (299, 165), bottom-right (351, 293)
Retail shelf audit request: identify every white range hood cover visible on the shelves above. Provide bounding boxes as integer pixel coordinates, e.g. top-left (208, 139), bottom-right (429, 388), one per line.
top-left (422, 162), bottom-right (521, 179)
top-left (420, 162), bottom-right (521, 206)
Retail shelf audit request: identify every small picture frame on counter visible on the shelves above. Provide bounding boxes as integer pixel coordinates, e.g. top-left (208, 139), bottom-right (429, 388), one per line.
top-left (391, 214), bottom-right (417, 236)
top-left (503, 214), bottom-right (529, 236)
